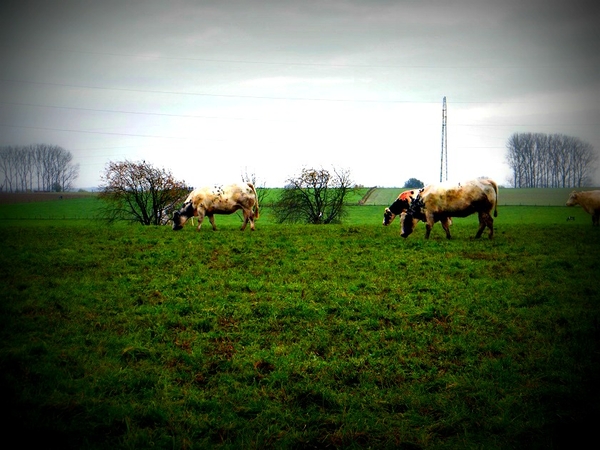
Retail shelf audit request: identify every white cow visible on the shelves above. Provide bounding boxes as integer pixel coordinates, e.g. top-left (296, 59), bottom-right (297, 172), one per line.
top-left (172, 183), bottom-right (260, 231)
top-left (401, 178), bottom-right (499, 239)
top-left (566, 190), bottom-right (600, 226)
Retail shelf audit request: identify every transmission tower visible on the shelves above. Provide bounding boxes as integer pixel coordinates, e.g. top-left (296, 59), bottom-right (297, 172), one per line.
top-left (440, 96), bottom-right (448, 182)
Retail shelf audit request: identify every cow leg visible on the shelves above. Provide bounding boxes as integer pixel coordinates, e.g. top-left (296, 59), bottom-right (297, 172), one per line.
top-left (248, 211), bottom-right (256, 231)
top-left (423, 215), bottom-right (435, 239)
top-left (441, 217), bottom-right (452, 239)
top-left (208, 214), bottom-right (217, 231)
top-left (245, 209), bottom-right (257, 231)
top-left (195, 212), bottom-right (205, 231)
top-left (475, 213), bottom-right (486, 238)
top-left (475, 213), bottom-right (493, 239)
top-left (424, 221), bottom-right (433, 239)
top-left (240, 209), bottom-right (249, 231)
top-left (485, 213), bottom-right (494, 238)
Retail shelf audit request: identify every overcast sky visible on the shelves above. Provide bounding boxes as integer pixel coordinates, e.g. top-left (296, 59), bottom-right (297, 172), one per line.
top-left (1, 0), bottom-right (598, 188)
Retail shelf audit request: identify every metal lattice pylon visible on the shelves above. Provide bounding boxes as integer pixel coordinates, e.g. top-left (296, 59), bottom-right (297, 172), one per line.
top-left (440, 96), bottom-right (448, 182)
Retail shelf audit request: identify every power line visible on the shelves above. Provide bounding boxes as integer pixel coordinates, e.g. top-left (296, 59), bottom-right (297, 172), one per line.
top-left (9, 100), bottom-right (584, 126)
top-left (0, 123), bottom-right (193, 140)
top-left (0, 78), bottom-right (414, 103)
top-left (0, 101), bottom-right (273, 122)
top-left (0, 78), bottom-right (529, 105)
top-left (2, 44), bottom-right (592, 70)
top-left (0, 118), bottom-right (594, 144)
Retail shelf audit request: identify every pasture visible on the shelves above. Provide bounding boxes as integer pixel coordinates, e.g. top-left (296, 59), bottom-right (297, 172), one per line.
top-left (0, 189), bottom-right (599, 449)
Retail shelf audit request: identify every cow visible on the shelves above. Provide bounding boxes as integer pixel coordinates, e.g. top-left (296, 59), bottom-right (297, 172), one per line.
top-left (161, 195), bottom-right (195, 226)
top-left (172, 182), bottom-right (260, 231)
top-left (383, 189), bottom-right (417, 226)
top-left (383, 189), bottom-right (452, 232)
top-left (566, 190), bottom-right (600, 226)
top-left (401, 178), bottom-right (498, 239)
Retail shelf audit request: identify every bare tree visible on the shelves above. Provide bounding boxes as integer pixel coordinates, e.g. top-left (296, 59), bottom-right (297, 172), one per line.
top-left (571, 138), bottom-right (596, 187)
top-left (0, 146), bottom-right (16, 192)
top-left (241, 167), bottom-right (269, 206)
top-left (98, 160), bottom-right (190, 225)
top-left (506, 133), bottom-right (597, 188)
top-left (0, 144), bottom-right (79, 192)
top-left (273, 167), bottom-right (354, 224)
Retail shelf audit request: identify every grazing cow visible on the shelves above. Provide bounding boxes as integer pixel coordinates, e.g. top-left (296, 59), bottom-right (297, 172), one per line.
top-left (383, 189), bottom-right (452, 232)
top-left (172, 182), bottom-right (260, 231)
top-left (161, 195), bottom-right (194, 226)
top-left (383, 189), bottom-right (418, 226)
top-left (566, 190), bottom-right (600, 226)
top-left (401, 178), bottom-right (498, 239)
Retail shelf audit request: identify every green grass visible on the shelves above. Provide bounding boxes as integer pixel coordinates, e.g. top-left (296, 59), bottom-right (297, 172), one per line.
top-left (0, 192), bottom-right (599, 449)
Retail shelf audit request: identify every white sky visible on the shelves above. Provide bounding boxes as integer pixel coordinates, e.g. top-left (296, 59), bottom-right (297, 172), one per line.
top-left (1, 0), bottom-right (598, 188)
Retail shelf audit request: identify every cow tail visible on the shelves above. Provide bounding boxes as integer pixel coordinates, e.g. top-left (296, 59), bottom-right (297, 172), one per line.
top-left (491, 179), bottom-right (498, 217)
top-left (248, 182), bottom-right (260, 219)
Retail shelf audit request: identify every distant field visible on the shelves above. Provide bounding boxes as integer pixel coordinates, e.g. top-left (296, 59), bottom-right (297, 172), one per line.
top-left (0, 188), bottom-right (597, 226)
top-left (0, 191), bottom-right (94, 204)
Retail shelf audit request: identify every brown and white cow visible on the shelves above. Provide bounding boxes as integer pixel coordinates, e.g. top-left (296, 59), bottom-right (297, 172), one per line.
top-left (383, 189), bottom-right (452, 232)
top-left (172, 182), bottom-right (260, 231)
top-left (401, 178), bottom-right (498, 239)
top-left (383, 190), bottom-right (418, 226)
top-left (566, 190), bottom-right (600, 226)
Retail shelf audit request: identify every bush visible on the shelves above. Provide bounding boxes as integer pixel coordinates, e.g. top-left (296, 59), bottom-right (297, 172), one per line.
top-left (98, 160), bottom-right (189, 225)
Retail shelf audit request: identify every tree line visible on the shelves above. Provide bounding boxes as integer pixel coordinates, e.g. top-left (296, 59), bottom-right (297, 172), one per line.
top-left (506, 133), bottom-right (596, 188)
top-left (0, 144), bottom-right (79, 192)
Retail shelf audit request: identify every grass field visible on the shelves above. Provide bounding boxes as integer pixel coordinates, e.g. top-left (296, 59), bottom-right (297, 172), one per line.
top-left (0, 190), bottom-right (599, 449)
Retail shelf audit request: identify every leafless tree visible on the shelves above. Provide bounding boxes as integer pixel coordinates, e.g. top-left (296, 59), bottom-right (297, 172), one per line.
top-left (273, 167), bottom-right (354, 224)
top-left (0, 144), bottom-right (79, 192)
top-left (506, 133), bottom-right (597, 188)
top-left (98, 160), bottom-right (190, 225)
top-left (241, 167), bottom-right (269, 206)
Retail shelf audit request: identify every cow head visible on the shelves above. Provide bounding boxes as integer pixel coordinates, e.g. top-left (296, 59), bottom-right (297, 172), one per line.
top-left (400, 194), bottom-right (424, 238)
top-left (400, 212), bottom-right (418, 238)
top-left (383, 207), bottom-right (395, 226)
top-left (383, 191), bottom-right (415, 226)
top-left (172, 201), bottom-right (195, 231)
top-left (566, 191), bottom-right (579, 207)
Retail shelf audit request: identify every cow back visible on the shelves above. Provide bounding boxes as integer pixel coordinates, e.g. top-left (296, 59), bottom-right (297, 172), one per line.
top-left (420, 179), bottom-right (497, 216)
